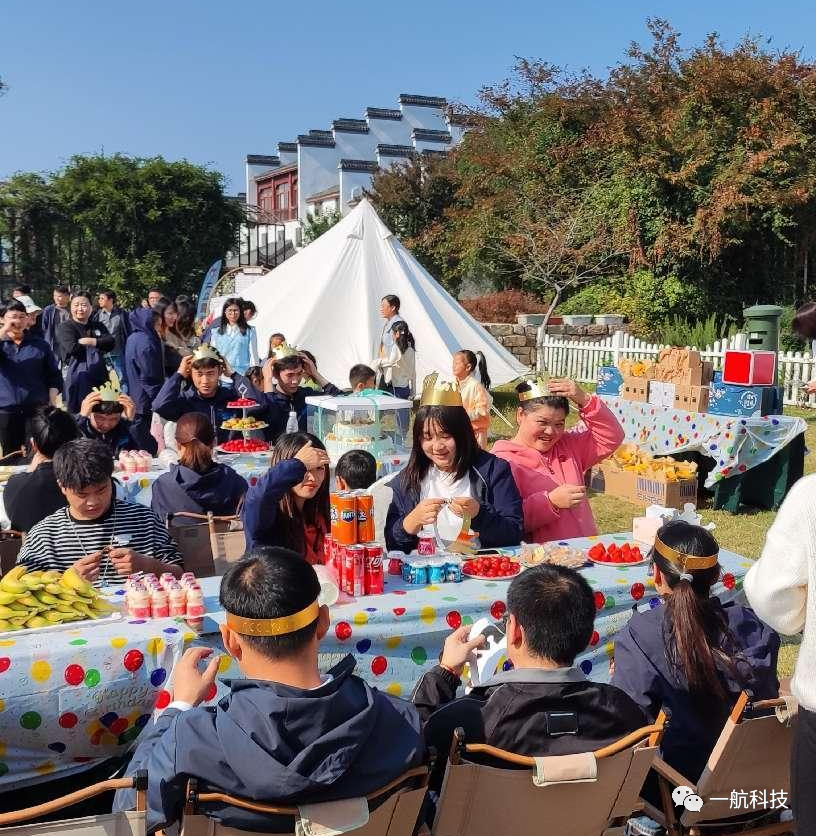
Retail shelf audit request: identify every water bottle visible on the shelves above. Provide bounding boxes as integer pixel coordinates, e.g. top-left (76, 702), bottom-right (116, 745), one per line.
top-left (286, 409), bottom-right (298, 434)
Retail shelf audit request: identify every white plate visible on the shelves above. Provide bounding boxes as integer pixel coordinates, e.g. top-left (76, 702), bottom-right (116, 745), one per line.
top-left (588, 555), bottom-right (651, 568)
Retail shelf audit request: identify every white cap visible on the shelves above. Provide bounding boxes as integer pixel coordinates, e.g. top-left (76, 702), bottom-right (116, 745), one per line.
top-left (16, 295), bottom-right (41, 314)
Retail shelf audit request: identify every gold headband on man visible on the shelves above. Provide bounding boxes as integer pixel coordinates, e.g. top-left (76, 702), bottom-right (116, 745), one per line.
top-left (518, 376), bottom-right (550, 403)
top-left (420, 373), bottom-right (463, 407)
top-left (225, 600), bottom-right (320, 637)
top-left (653, 535), bottom-right (719, 572)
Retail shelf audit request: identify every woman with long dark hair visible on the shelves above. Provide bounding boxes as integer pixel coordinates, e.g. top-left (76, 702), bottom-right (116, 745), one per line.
top-left (452, 349), bottom-right (492, 449)
top-left (372, 321), bottom-right (416, 400)
top-left (151, 412), bottom-right (247, 521)
top-left (210, 297), bottom-right (259, 375)
top-left (385, 386), bottom-right (522, 553)
top-left (242, 432), bottom-right (331, 563)
top-left (171, 298), bottom-right (200, 355)
top-left (612, 520), bottom-right (779, 785)
top-left (56, 291), bottom-right (115, 413)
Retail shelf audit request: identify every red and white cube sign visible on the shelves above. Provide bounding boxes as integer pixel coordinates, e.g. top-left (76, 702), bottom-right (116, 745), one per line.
top-left (722, 350), bottom-right (776, 386)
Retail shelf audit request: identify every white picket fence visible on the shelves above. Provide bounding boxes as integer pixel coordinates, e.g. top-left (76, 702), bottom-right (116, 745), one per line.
top-left (537, 330), bottom-right (816, 408)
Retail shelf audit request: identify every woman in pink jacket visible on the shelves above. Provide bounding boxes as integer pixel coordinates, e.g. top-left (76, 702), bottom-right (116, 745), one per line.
top-left (492, 378), bottom-right (624, 542)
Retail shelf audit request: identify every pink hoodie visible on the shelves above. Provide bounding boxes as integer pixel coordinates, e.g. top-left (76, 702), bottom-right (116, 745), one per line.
top-left (492, 395), bottom-right (624, 543)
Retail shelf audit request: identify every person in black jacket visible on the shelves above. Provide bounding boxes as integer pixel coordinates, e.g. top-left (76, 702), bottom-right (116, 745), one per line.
top-left (0, 301), bottom-right (62, 456)
top-left (261, 353), bottom-right (340, 441)
top-left (5, 406), bottom-right (80, 532)
top-left (76, 389), bottom-right (141, 455)
top-left (412, 564), bottom-right (648, 789)
top-left (124, 307), bottom-right (165, 454)
top-left (56, 292), bottom-right (115, 413)
top-left (151, 412), bottom-right (247, 522)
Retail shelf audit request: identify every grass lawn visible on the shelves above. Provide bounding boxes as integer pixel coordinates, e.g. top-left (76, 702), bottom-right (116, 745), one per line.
top-left (488, 385), bottom-right (816, 679)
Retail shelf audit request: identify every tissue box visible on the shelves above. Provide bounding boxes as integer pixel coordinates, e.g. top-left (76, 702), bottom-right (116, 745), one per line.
top-left (633, 516), bottom-right (663, 546)
top-left (596, 366), bottom-right (623, 396)
top-left (722, 350), bottom-right (776, 386)
top-left (708, 378), bottom-right (782, 417)
top-left (674, 384), bottom-right (710, 413)
top-left (649, 381), bottom-right (677, 409)
top-left (622, 378), bottom-right (649, 403)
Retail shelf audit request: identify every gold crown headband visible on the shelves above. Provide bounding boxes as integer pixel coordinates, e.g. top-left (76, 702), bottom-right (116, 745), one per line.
top-left (225, 600), bottom-right (320, 637)
top-left (518, 376), bottom-right (550, 403)
top-left (93, 370), bottom-right (122, 403)
top-left (653, 535), bottom-right (719, 572)
top-left (420, 373), bottom-right (463, 407)
top-left (192, 344), bottom-right (225, 365)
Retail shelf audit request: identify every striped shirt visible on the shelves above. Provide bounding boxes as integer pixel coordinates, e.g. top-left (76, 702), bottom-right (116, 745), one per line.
top-left (18, 499), bottom-right (182, 583)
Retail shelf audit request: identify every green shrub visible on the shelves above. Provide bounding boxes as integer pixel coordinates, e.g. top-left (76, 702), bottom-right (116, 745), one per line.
top-left (654, 314), bottom-right (738, 348)
top-left (780, 305), bottom-right (807, 353)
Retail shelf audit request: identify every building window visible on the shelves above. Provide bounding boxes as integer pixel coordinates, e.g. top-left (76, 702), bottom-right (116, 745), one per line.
top-left (276, 183), bottom-right (289, 210)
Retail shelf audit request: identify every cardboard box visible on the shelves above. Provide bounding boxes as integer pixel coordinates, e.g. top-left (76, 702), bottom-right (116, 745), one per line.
top-left (590, 462), bottom-right (698, 510)
top-left (673, 384), bottom-right (710, 413)
top-left (621, 377), bottom-right (649, 403)
top-left (722, 350), bottom-right (776, 386)
top-left (708, 378), bottom-right (782, 417)
top-left (596, 365), bottom-right (623, 396)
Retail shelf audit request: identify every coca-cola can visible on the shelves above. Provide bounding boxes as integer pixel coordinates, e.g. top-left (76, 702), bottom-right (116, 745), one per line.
top-left (343, 545), bottom-right (364, 598)
top-left (341, 546), bottom-right (355, 596)
top-left (323, 533), bottom-right (333, 565)
top-left (363, 544), bottom-right (384, 595)
top-left (418, 535), bottom-right (436, 556)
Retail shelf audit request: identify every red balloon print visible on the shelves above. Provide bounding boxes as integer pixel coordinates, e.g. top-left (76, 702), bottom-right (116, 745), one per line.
top-left (371, 656), bottom-right (387, 676)
top-left (335, 621), bottom-right (352, 641)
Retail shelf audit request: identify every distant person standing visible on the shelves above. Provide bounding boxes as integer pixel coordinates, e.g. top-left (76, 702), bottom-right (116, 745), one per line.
top-left (124, 307), bottom-right (166, 455)
top-left (210, 297), bottom-right (259, 375)
top-left (373, 321), bottom-right (416, 400)
top-left (377, 295), bottom-right (404, 391)
top-left (56, 292), bottom-right (115, 413)
top-left (0, 301), bottom-right (62, 456)
top-left (41, 285), bottom-right (71, 354)
top-left (453, 349), bottom-right (493, 449)
top-left (94, 289), bottom-right (131, 385)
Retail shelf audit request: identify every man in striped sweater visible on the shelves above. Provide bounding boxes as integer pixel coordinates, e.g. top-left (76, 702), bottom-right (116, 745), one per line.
top-left (18, 438), bottom-right (182, 584)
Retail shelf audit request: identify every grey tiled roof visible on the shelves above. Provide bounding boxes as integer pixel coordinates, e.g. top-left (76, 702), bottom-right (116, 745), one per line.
top-left (333, 119), bottom-right (369, 133)
top-left (366, 107), bottom-right (403, 120)
top-left (421, 149), bottom-right (449, 159)
top-left (447, 111), bottom-right (473, 126)
top-left (277, 142), bottom-right (297, 153)
top-left (399, 94), bottom-right (447, 108)
top-left (339, 159), bottom-right (379, 172)
top-left (412, 129), bottom-right (452, 143)
top-left (298, 134), bottom-right (336, 148)
top-left (246, 154), bottom-right (280, 166)
top-left (377, 144), bottom-right (415, 157)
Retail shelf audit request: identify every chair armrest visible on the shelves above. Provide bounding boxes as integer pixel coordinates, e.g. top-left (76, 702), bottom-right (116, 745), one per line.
top-left (651, 757), bottom-right (694, 791)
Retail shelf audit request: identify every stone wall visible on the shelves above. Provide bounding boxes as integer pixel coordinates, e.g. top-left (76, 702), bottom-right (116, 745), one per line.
top-left (481, 322), bottom-right (630, 367)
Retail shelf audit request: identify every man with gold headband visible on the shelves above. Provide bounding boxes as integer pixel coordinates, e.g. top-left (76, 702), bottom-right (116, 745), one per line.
top-left (115, 548), bottom-right (424, 833)
top-left (152, 344), bottom-right (267, 444)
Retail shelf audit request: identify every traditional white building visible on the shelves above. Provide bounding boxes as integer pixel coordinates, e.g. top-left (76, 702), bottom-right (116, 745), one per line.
top-left (234, 94), bottom-right (467, 264)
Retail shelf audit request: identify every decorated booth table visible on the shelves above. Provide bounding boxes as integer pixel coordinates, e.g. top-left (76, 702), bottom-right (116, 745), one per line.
top-left (0, 535), bottom-right (751, 789)
top-left (602, 396), bottom-right (807, 511)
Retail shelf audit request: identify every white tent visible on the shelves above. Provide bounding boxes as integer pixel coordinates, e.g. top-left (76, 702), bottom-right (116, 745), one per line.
top-left (244, 199), bottom-right (529, 387)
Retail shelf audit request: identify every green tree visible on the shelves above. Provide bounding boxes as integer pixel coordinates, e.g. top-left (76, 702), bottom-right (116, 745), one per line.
top-left (302, 209), bottom-right (341, 244)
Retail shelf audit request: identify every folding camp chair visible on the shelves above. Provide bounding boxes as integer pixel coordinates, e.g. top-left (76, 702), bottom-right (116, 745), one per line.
top-left (0, 771), bottom-right (147, 835)
top-left (648, 693), bottom-right (796, 835)
top-left (167, 512), bottom-right (246, 577)
top-left (431, 714), bottom-right (665, 836)
top-left (0, 530), bottom-right (24, 576)
top-left (175, 765), bottom-right (429, 836)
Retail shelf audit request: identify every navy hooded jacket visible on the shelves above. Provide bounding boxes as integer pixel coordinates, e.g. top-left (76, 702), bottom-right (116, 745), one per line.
top-left (152, 372), bottom-right (266, 444)
top-left (0, 334), bottom-right (62, 410)
top-left (242, 458), bottom-right (309, 551)
top-left (151, 462), bottom-right (248, 521)
top-left (124, 309), bottom-right (165, 416)
top-left (113, 655), bottom-right (424, 833)
top-left (75, 414), bottom-right (140, 454)
top-left (612, 597), bottom-right (780, 783)
top-left (385, 449), bottom-right (524, 552)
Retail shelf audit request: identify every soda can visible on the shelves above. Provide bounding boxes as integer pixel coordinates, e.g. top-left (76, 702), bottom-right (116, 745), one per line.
top-left (323, 533), bottom-right (333, 565)
top-left (363, 544), bottom-right (384, 595)
top-left (350, 545), bottom-right (365, 597)
top-left (355, 492), bottom-right (375, 542)
top-left (331, 492), bottom-right (358, 545)
top-left (341, 546), bottom-right (356, 596)
top-left (418, 534), bottom-right (436, 556)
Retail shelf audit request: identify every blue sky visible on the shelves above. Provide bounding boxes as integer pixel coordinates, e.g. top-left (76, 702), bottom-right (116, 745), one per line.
top-left (2, 0), bottom-right (814, 195)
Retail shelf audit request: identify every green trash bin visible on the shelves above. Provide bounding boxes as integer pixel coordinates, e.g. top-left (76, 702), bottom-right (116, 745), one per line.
top-left (742, 304), bottom-right (783, 384)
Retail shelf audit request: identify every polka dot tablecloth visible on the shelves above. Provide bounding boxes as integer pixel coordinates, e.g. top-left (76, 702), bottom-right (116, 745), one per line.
top-left (0, 533), bottom-right (751, 788)
top-left (601, 396), bottom-right (806, 487)
top-left (185, 533), bottom-right (751, 705)
top-left (0, 616), bottom-right (191, 789)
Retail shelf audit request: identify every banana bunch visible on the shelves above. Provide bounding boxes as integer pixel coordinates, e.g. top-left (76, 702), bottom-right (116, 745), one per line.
top-left (0, 567), bottom-right (118, 632)
top-left (611, 444), bottom-right (697, 482)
